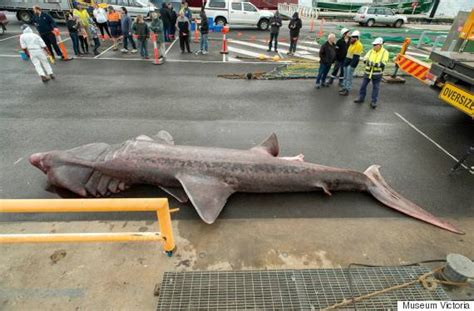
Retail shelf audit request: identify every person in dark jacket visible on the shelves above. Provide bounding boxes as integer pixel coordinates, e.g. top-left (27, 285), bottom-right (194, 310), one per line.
top-left (132, 15), bottom-right (150, 59)
top-left (199, 10), bottom-right (209, 54)
top-left (160, 3), bottom-right (171, 42)
top-left (32, 6), bottom-right (64, 60)
top-left (65, 12), bottom-right (80, 56)
top-left (287, 12), bottom-right (302, 56)
top-left (177, 12), bottom-right (191, 53)
top-left (120, 7), bottom-right (137, 53)
top-left (169, 4), bottom-right (178, 40)
top-left (328, 28), bottom-right (350, 86)
top-left (267, 11), bottom-right (282, 52)
top-left (315, 33), bottom-right (337, 88)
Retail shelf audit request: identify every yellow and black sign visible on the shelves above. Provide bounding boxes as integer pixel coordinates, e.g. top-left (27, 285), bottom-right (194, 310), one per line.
top-left (439, 83), bottom-right (474, 117)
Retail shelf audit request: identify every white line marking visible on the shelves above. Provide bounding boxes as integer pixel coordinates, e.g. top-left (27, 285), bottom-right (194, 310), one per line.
top-left (395, 112), bottom-right (474, 174)
top-left (227, 46), bottom-right (264, 58)
top-left (230, 39), bottom-right (318, 61)
top-left (0, 54), bottom-right (19, 58)
top-left (227, 56), bottom-right (241, 62)
top-left (14, 158), bottom-right (23, 165)
top-left (0, 34), bottom-right (20, 42)
top-left (222, 53), bottom-right (226, 62)
top-left (94, 44), bottom-right (115, 59)
top-left (262, 40), bottom-right (320, 53)
top-left (165, 38), bottom-right (178, 56)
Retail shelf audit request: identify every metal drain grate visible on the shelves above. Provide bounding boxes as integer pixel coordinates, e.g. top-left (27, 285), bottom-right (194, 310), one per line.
top-left (156, 267), bottom-right (451, 310)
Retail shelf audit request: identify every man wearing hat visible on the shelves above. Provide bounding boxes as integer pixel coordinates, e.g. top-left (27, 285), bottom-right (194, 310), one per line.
top-left (328, 27), bottom-right (350, 87)
top-left (339, 30), bottom-right (363, 96)
top-left (354, 37), bottom-right (389, 109)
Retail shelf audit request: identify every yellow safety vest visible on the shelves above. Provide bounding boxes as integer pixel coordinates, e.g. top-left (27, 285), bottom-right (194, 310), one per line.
top-left (364, 47), bottom-right (389, 78)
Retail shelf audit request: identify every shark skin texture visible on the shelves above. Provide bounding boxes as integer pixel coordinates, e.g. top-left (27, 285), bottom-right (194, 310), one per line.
top-left (28, 131), bottom-right (463, 234)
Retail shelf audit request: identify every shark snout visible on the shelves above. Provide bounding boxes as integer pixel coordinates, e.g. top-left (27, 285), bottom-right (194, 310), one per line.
top-left (29, 153), bottom-right (47, 173)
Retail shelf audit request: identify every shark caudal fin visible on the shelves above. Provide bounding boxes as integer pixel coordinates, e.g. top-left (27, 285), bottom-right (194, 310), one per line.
top-left (364, 165), bottom-right (464, 234)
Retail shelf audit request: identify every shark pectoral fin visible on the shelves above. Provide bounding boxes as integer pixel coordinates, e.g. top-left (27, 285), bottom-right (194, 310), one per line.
top-left (176, 174), bottom-right (235, 224)
top-left (48, 165), bottom-right (91, 197)
top-left (159, 186), bottom-right (189, 203)
top-left (250, 133), bottom-right (280, 157)
top-left (153, 130), bottom-right (175, 145)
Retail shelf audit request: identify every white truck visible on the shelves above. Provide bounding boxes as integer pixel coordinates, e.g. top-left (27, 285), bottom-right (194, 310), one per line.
top-left (205, 0), bottom-right (274, 30)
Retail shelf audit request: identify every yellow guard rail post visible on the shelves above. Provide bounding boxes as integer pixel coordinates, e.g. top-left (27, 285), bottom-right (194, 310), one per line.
top-left (0, 198), bottom-right (177, 257)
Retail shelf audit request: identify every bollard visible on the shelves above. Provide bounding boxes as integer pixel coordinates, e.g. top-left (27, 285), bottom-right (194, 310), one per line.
top-left (318, 18), bottom-right (325, 38)
top-left (194, 20), bottom-right (200, 43)
top-left (310, 17), bottom-right (315, 33)
top-left (220, 25), bottom-right (229, 54)
top-left (151, 33), bottom-right (163, 65)
top-left (53, 28), bottom-right (71, 61)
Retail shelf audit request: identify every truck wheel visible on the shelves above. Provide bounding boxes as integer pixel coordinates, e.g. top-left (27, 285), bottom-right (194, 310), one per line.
top-left (258, 18), bottom-right (269, 31)
top-left (366, 19), bottom-right (375, 27)
top-left (17, 10), bottom-right (33, 24)
top-left (394, 19), bottom-right (403, 28)
top-left (215, 17), bottom-right (226, 26)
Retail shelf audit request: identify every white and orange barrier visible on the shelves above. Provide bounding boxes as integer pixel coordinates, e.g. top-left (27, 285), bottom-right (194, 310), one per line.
top-left (151, 33), bottom-right (164, 65)
top-left (395, 54), bottom-right (433, 84)
top-left (220, 25), bottom-right (230, 55)
top-left (53, 28), bottom-right (71, 60)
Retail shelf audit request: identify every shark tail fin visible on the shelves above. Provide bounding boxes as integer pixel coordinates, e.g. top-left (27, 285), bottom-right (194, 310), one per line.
top-left (364, 165), bottom-right (464, 234)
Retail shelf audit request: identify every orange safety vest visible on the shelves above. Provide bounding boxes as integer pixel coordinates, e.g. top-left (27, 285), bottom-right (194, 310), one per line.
top-left (107, 12), bottom-right (121, 22)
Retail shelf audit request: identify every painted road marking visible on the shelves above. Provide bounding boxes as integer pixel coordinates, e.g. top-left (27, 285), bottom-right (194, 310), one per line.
top-left (266, 40), bottom-right (320, 53)
top-left (230, 39), bottom-right (318, 61)
top-left (94, 44), bottom-right (115, 59)
top-left (0, 34), bottom-right (20, 42)
top-left (395, 112), bottom-right (474, 174)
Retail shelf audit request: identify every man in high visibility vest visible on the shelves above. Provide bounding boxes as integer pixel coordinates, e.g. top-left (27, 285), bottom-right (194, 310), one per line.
top-left (354, 37), bottom-right (389, 109)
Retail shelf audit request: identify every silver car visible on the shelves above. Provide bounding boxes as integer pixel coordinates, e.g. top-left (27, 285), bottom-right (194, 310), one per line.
top-left (354, 6), bottom-right (407, 28)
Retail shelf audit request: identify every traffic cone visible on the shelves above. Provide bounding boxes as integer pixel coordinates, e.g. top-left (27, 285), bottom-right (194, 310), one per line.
top-left (151, 33), bottom-right (163, 65)
top-left (194, 20), bottom-right (200, 43)
top-left (53, 28), bottom-right (71, 61)
top-left (220, 26), bottom-right (229, 54)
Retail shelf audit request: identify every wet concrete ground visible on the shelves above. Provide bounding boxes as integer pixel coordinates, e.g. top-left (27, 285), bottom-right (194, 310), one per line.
top-left (0, 15), bottom-right (473, 310)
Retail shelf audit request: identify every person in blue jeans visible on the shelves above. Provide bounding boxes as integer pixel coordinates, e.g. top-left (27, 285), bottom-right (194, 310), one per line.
top-left (199, 10), bottom-right (209, 54)
top-left (132, 15), bottom-right (150, 59)
top-left (65, 13), bottom-right (80, 56)
top-left (120, 7), bottom-right (137, 54)
top-left (315, 33), bottom-right (336, 88)
top-left (339, 30), bottom-right (363, 96)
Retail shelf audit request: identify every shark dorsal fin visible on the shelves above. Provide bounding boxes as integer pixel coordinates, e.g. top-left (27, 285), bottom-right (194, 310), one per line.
top-left (176, 174), bottom-right (235, 224)
top-left (153, 130), bottom-right (175, 145)
top-left (251, 133), bottom-right (279, 157)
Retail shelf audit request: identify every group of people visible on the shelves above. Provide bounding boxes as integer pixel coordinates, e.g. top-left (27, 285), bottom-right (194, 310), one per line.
top-left (267, 11), bottom-right (302, 55)
top-left (315, 28), bottom-right (389, 109)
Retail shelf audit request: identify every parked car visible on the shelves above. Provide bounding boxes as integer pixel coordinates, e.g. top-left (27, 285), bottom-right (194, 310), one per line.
top-left (98, 0), bottom-right (156, 18)
top-left (0, 11), bottom-right (8, 35)
top-left (205, 0), bottom-right (273, 30)
top-left (354, 6), bottom-right (407, 28)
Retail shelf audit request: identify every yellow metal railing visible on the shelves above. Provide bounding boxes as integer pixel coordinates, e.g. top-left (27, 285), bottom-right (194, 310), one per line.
top-left (0, 198), bottom-right (177, 256)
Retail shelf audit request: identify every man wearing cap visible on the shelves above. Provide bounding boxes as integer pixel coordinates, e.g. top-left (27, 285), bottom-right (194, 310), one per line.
top-left (339, 30), bottom-right (363, 96)
top-left (328, 27), bottom-right (350, 87)
top-left (354, 37), bottom-right (389, 109)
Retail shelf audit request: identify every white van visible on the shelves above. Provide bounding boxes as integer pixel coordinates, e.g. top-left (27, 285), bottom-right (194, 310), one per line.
top-left (205, 0), bottom-right (274, 30)
top-left (100, 0), bottom-right (156, 18)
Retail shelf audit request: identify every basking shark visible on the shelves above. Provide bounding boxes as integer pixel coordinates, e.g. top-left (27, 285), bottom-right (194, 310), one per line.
top-left (29, 131), bottom-right (463, 234)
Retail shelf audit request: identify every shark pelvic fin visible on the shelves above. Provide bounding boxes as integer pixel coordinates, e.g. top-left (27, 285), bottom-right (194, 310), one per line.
top-left (176, 174), bottom-right (235, 224)
top-left (153, 130), bottom-right (175, 145)
top-left (159, 186), bottom-right (189, 203)
top-left (251, 133), bottom-right (279, 157)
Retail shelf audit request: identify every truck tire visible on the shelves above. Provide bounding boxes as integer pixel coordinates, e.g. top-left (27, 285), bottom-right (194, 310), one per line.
top-left (258, 18), bottom-right (269, 31)
top-left (17, 10), bottom-right (33, 24)
top-left (215, 17), bottom-right (226, 26)
top-left (366, 19), bottom-right (375, 27)
top-left (394, 19), bottom-right (403, 28)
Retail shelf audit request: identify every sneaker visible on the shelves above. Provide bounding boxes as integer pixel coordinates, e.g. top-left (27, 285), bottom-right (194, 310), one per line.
top-left (144, 56), bottom-right (150, 59)
top-left (41, 76), bottom-right (50, 83)
top-left (267, 49), bottom-right (271, 52)
top-left (274, 49), bottom-right (278, 53)
top-left (315, 84), bottom-right (321, 89)
top-left (327, 78), bottom-right (334, 85)
top-left (131, 49), bottom-right (138, 54)
top-left (370, 102), bottom-right (377, 109)
top-left (322, 83), bottom-right (329, 87)
top-left (49, 74), bottom-right (55, 80)
top-left (202, 51), bottom-right (208, 55)
top-left (94, 50), bottom-right (100, 56)
top-left (121, 48), bottom-right (128, 53)
top-left (354, 99), bottom-right (364, 104)
top-left (339, 90), bottom-right (349, 96)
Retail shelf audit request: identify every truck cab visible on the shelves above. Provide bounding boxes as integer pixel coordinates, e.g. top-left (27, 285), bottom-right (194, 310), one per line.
top-left (205, 0), bottom-right (273, 30)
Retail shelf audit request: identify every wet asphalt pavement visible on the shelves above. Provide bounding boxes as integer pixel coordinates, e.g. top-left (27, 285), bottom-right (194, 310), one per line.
top-left (0, 16), bottom-right (472, 224)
